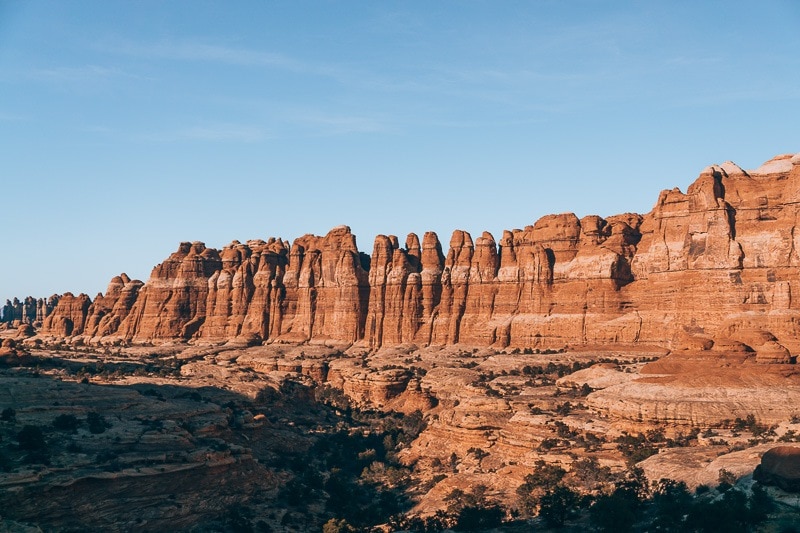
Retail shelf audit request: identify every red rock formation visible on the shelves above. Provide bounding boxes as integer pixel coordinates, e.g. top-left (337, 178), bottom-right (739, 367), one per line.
top-left (414, 232), bottom-right (445, 345)
top-left (201, 238), bottom-right (289, 341)
top-left (33, 152), bottom-right (800, 360)
top-left (83, 274), bottom-right (144, 339)
top-left (430, 230), bottom-right (474, 345)
top-left (365, 234), bottom-right (425, 348)
top-left (117, 242), bottom-right (221, 341)
top-left (274, 226), bottom-right (369, 342)
top-left (41, 292), bottom-right (91, 337)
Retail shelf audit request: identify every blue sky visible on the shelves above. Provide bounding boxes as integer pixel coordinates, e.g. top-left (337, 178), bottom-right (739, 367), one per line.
top-left (1, 1), bottom-right (799, 304)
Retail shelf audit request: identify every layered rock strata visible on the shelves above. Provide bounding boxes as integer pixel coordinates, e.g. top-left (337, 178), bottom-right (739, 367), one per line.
top-left (35, 153), bottom-right (800, 358)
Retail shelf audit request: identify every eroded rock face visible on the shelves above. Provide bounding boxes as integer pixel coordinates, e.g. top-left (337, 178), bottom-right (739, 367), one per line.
top-left (365, 234), bottom-right (424, 348)
top-left (34, 153), bottom-right (800, 358)
top-left (202, 238), bottom-right (289, 341)
top-left (274, 226), bottom-right (370, 343)
top-left (119, 242), bottom-right (222, 341)
top-left (83, 274), bottom-right (144, 340)
top-left (584, 348), bottom-right (800, 425)
top-left (41, 293), bottom-right (91, 337)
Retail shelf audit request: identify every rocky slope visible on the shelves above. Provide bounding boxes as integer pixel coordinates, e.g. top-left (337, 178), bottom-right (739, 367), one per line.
top-left (6, 339), bottom-right (800, 531)
top-left (9, 153), bottom-right (795, 361)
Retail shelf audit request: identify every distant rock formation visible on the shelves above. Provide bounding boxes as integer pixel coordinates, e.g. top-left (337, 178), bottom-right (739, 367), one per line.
top-left (33, 152), bottom-right (800, 359)
top-left (1, 296), bottom-right (58, 326)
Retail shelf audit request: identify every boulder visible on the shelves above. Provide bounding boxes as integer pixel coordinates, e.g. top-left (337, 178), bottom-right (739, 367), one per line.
top-left (754, 446), bottom-right (800, 492)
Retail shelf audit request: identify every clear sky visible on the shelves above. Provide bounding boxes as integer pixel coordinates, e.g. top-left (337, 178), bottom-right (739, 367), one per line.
top-left (1, 1), bottom-right (799, 304)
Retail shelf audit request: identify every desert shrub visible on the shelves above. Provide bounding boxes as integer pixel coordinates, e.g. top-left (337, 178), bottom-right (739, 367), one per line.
top-left (444, 486), bottom-right (505, 530)
top-left (749, 484), bottom-right (775, 523)
top-left (314, 385), bottom-right (352, 412)
top-left (178, 391), bottom-right (203, 402)
top-left (685, 488), bottom-right (750, 532)
top-left (454, 505), bottom-right (503, 531)
top-left (87, 411), bottom-right (110, 434)
top-left (467, 447), bottom-right (489, 460)
top-left (400, 410), bottom-right (426, 443)
top-left (572, 457), bottom-right (613, 486)
top-left (538, 438), bottom-right (560, 451)
top-left (96, 449), bottom-right (122, 471)
top-left (447, 452), bottom-right (459, 472)
top-left (553, 421), bottom-right (575, 439)
top-left (516, 461), bottom-right (567, 516)
top-left (539, 485), bottom-right (580, 528)
top-left (695, 484), bottom-right (710, 495)
top-left (52, 413), bottom-right (80, 431)
top-left (17, 425), bottom-right (50, 465)
top-left (555, 402), bottom-right (573, 416)
top-left (17, 425), bottom-right (46, 450)
top-left (649, 479), bottom-right (692, 530)
top-left (717, 468), bottom-right (737, 491)
top-left (589, 490), bottom-right (637, 532)
top-left (733, 414), bottom-right (769, 436)
top-left (140, 388), bottom-right (163, 399)
top-left (223, 504), bottom-right (255, 533)
top-left (616, 432), bottom-right (659, 464)
top-left (0, 450), bottom-right (12, 472)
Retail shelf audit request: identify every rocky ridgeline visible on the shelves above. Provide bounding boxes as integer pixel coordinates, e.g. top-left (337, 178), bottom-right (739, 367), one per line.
top-left (14, 153), bottom-right (800, 361)
top-left (1, 296), bottom-right (58, 326)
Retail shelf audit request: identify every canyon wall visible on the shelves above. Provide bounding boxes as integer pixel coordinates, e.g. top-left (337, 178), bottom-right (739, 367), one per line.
top-left (35, 153), bottom-right (800, 358)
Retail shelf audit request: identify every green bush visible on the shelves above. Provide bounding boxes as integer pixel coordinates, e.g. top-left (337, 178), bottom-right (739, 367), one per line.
top-left (52, 414), bottom-right (80, 432)
top-left (1, 407), bottom-right (16, 422)
top-left (87, 412), bottom-right (110, 434)
top-left (0, 450), bottom-right (12, 472)
top-left (539, 485), bottom-right (580, 528)
top-left (17, 425), bottom-right (46, 450)
top-left (454, 505), bottom-right (503, 531)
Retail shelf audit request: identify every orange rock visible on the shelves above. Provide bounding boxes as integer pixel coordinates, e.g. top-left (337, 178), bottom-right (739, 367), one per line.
top-left (32, 152), bottom-right (800, 359)
top-left (41, 292), bottom-right (91, 337)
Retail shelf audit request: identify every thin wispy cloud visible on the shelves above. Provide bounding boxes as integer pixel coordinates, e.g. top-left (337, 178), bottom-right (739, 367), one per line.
top-left (665, 55), bottom-right (723, 67)
top-left (103, 38), bottom-right (576, 118)
top-left (442, 67), bottom-right (587, 85)
top-left (28, 65), bottom-right (144, 83)
top-left (142, 124), bottom-right (270, 143)
top-left (669, 84), bottom-right (800, 108)
top-left (110, 39), bottom-right (347, 81)
top-left (121, 41), bottom-right (295, 68)
top-left (78, 124), bottom-right (114, 134)
top-left (293, 112), bottom-right (389, 136)
top-left (107, 38), bottom-right (541, 104)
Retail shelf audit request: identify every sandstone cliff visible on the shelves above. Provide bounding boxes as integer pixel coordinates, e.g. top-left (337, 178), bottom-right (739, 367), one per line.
top-left (36, 153), bottom-right (800, 359)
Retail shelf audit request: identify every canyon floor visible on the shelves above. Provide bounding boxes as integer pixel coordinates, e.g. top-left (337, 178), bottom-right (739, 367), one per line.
top-left (2, 335), bottom-right (800, 531)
